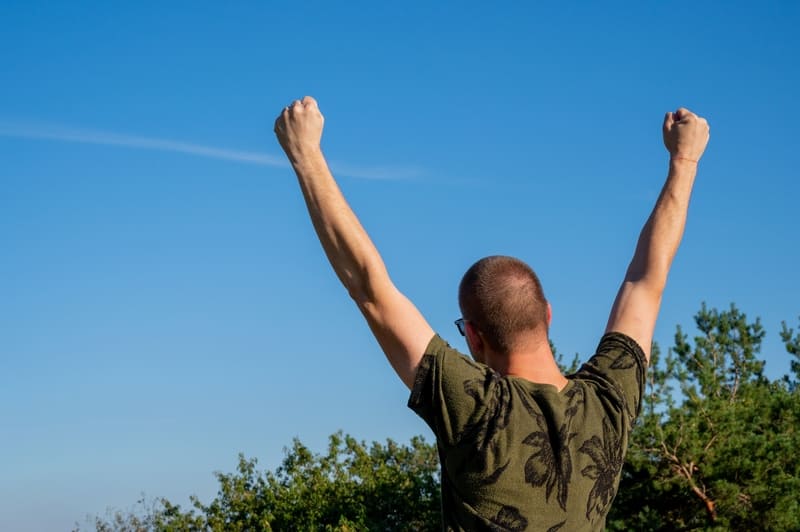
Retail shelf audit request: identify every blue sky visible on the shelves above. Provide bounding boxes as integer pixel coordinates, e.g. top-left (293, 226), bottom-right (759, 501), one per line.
top-left (1, 2), bottom-right (798, 530)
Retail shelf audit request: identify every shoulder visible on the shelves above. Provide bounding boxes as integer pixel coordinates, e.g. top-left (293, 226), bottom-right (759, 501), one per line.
top-left (583, 332), bottom-right (647, 375)
top-left (572, 331), bottom-right (648, 424)
top-left (410, 335), bottom-right (491, 401)
top-left (408, 334), bottom-right (510, 447)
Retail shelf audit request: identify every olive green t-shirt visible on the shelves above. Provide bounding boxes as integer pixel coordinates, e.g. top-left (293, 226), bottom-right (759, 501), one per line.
top-left (408, 332), bottom-right (646, 531)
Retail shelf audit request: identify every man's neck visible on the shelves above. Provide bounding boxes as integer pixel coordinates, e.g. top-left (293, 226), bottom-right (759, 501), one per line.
top-left (490, 336), bottom-right (569, 392)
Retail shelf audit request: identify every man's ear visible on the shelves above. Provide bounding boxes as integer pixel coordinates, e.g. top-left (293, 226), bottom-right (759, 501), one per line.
top-left (465, 321), bottom-right (484, 356)
top-left (547, 302), bottom-right (552, 327)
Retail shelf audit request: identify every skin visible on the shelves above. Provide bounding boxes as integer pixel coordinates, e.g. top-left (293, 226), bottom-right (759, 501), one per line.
top-left (462, 304), bottom-right (566, 390)
top-left (275, 98), bottom-right (709, 390)
top-left (605, 108), bottom-right (710, 364)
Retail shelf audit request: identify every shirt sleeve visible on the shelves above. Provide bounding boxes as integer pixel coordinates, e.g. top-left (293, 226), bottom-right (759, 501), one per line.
top-left (574, 332), bottom-right (648, 427)
top-left (407, 334), bottom-right (502, 448)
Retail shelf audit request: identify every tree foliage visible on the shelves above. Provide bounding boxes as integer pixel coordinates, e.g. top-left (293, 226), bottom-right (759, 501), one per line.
top-left (82, 433), bottom-right (440, 532)
top-left (780, 317), bottom-right (800, 389)
top-left (608, 304), bottom-right (800, 531)
top-left (86, 305), bottom-right (800, 531)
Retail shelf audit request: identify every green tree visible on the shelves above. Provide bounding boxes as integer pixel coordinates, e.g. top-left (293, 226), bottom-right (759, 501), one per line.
top-left (83, 432), bottom-right (441, 532)
top-left (780, 317), bottom-right (800, 389)
top-left (608, 305), bottom-right (800, 531)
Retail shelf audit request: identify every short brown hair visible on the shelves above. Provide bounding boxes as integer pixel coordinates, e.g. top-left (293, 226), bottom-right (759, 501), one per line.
top-left (458, 256), bottom-right (548, 354)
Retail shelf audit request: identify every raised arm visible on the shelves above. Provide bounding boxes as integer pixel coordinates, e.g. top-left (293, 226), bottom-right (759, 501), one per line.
top-left (274, 96), bottom-right (434, 389)
top-left (606, 108), bottom-right (710, 362)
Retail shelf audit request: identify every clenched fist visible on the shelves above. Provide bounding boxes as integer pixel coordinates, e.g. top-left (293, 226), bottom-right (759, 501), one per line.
top-left (662, 108), bottom-right (710, 162)
top-left (274, 96), bottom-right (324, 163)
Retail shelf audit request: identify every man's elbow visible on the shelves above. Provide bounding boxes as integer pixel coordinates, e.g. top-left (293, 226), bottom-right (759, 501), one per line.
top-left (345, 267), bottom-right (393, 308)
top-left (625, 259), bottom-right (670, 289)
top-left (620, 270), bottom-right (667, 303)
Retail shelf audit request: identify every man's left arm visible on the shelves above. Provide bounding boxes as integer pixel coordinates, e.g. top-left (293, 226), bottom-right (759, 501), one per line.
top-left (274, 97), bottom-right (434, 389)
top-left (605, 108), bottom-right (710, 363)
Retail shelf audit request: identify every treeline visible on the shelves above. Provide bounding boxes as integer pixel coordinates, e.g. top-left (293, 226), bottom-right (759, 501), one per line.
top-left (80, 304), bottom-right (800, 531)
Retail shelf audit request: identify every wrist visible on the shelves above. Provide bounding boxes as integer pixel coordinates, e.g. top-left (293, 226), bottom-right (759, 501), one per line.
top-left (288, 146), bottom-right (326, 170)
top-left (669, 155), bottom-right (699, 169)
top-left (670, 153), bottom-right (699, 163)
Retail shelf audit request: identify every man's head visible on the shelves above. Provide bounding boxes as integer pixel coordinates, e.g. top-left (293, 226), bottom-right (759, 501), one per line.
top-left (458, 256), bottom-right (549, 358)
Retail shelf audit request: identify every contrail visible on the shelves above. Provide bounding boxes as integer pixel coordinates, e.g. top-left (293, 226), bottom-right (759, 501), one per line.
top-left (0, 122), bottom-right (423, 180)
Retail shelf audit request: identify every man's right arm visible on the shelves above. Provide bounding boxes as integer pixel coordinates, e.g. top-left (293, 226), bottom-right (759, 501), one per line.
top-left (274, 97), bottom-right (434, 389)
top-left (605, 108), bottom-right (710, 363)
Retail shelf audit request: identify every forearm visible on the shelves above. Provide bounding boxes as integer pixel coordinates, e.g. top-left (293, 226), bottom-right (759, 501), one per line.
top-left (606, 108), bottom-right (708, 358)
top-left (292, 149), bottom-right (390, 303)
top-left (626, 158), bottom-right (698, 287)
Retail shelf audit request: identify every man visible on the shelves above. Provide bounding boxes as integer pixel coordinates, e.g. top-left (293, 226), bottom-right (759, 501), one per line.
top-left (274, 97), bottom-right (709, 531)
